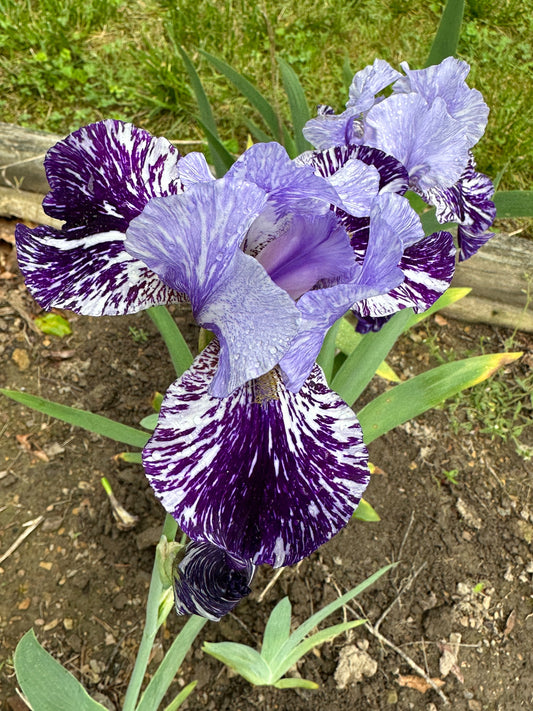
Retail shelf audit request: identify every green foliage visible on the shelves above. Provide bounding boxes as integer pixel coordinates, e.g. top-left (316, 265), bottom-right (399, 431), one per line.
top-left (0, 0), bottom-right (531, 191)
top-left (15, 630), bottom-right (108, 711)
top-left (34, 312), bottom-right (72, 337)
top-left (203, 563), bottom-right (393, 688)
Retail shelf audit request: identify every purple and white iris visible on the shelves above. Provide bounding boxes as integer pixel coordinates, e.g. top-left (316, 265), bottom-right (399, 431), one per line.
top-left (303, 57), bottom-right (495, 287)
top-left (15, 56), bottom-right (493, 620)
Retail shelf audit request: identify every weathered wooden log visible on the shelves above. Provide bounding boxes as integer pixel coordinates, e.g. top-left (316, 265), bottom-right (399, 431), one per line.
top-left (0, 122), bottom-right (62, 194)
top-left (0, 122), bottom-right (531, 331)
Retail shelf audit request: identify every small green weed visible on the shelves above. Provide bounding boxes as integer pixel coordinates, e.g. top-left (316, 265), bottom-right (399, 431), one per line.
top-left (129, 326), bottom-right (149, 344)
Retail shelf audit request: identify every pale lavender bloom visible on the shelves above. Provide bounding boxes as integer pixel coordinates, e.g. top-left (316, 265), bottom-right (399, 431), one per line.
top-left (302, 57), bottom-right (495, 328)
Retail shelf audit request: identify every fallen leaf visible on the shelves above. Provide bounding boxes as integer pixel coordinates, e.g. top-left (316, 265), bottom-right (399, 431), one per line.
top-left (18, 597), bottom-right (31, 610)
top-left (504, 609), bottom-right (516, 637)
top-left (398, 675), bottom-right (445, 693)
top-left (434, 314), bottom-right (448, 326)
top-left (39, 561), bottom-right (53, 571)
top-left (43, 618), bottom-right (59, 631)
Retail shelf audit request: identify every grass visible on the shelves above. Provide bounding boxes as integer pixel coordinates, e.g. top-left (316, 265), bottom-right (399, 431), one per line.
top-left (0, 0), bottom-right (532, 192)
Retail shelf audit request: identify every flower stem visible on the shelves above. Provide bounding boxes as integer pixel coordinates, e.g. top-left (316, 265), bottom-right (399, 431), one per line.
top-left (122, 514), bottom-right (178, 711)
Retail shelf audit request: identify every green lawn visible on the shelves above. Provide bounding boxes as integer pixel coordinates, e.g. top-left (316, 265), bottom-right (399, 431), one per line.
top-left (0, 0), bottom-right (531, 191)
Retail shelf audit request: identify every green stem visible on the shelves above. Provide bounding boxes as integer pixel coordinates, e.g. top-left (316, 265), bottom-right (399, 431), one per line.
top-left (122, 514), bottom-right (178, 711)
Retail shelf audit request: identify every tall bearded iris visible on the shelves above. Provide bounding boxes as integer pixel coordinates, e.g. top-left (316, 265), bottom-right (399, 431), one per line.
top-left (303, 57), bottom-right (495, 331)
top-left (15, 60), bottom-right (480, 618)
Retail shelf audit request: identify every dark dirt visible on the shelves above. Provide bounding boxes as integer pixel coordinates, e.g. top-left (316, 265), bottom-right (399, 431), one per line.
top-left (0, 218), bottom-right (532, 711)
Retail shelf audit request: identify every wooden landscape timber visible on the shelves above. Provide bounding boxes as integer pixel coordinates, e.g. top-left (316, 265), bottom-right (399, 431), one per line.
top-left (1, 122), bottom-right (532, 332)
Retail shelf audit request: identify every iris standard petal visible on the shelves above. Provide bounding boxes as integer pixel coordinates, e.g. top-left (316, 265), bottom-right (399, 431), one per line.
top-left (42, 119), bottom-right (182, 235)
top-left (143, 342), bottom-right (370, 568)
top-left (347, 58), bottom-right (402, 113)
top-left (394, 58), bottom-right (489, 147)
top-left (256, 211), bottom-right (356, 299)
top-left (279, 194), bottom-right (409, 390)
top-left (15, 224), bottom-right (185, 316)
top-left (227, 141), bottom-right (343, 209)
top-left (173, 541), bottom-right (254, 621)
top-left (125, 179), bottom-right (301, 397)
top-left (302, 105), bottom-right (362, 151)
top-left (363, 93), bottom-right (470, 192)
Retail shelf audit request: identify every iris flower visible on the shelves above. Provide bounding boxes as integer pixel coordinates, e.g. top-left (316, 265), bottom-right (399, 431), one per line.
top-left (15, 56), bottom-right (490, 619)
top-left (303, 57), bottom-right (495, 333)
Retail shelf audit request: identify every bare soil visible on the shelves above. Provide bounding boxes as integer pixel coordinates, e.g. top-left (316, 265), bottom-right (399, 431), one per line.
top-left (0, 219), bottom-right (532, 711)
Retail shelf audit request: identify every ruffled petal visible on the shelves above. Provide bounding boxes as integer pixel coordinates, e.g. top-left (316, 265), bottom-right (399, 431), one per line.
top-left (424, 155), bottom-right (495, 261)
top-left (143, 342), bottom-right (370, 568)
top-left (394, 58), bottom-right (489, 146)
top-left (353, 230), bottom-right (456, 329)
top-left (15, 224), bottom-right (184, 315)
top-left (125, 179), bottom-right (301, 397)
top-left (256, 211), bottom-right (356, 299)
top-left (279, 193), bottom-right (408, 389)
top-left (363, 93), bottom-right (470, 192)
top-left (173, 541), bottom-right (254, 621)
top-left (296, 144), bottom-right (409, 196)
top-left (176, 151), bottom-right (215, 188)
top-left (302, 105), bottom-right (362, 150)
top-left (347, 58), bottom-right (402, 113)
top-left (227, 141), bottom-right (343, 209)
top-left (42, 119), bottom-right (182, 235)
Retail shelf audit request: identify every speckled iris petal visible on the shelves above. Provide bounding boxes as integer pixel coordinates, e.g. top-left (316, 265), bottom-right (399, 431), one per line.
top-left (15, 120), bottom-right (188, 315)
top-left (173, 541), bottom-right (255, 621)
top-left (363, 93), bottom-right (470, 192)
top-left (353, 230), bottom-right (456, 328)
top-left (42, 119), bottom-right (182, 235)
top-left (279, 194), bottom-right (409, 390)
top-left (297, 144), bottom-right (409, 197)
top-left (302, 105), bottom-right (362, 150)
top-left (424, 155), bottom-right (495, 261)
top-left (393, 58), bottom-right (489, 147)
top-left (125, 179), bottom-right (301, 397)
top-left (15, 224), bottom-right (185, 315)
top-left (347, 58), bottom-right (402, 113)
top-left (143, 341), bottom-right (370, 568)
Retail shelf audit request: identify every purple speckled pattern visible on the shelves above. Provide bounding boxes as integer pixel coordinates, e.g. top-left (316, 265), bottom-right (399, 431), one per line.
top-left (125, 179), bottom-right (301, 398)
top-left (143, 341), bottom-right (370, 568)
top-left (42, 119), bottom-right (183, 236)
top-left (424, 155), bottom-right (496, 261)
top-left (353, 230), bottom-right (456, 324)
top-left (298, 143), bottom-right (409, 196)
top-left (173, 541), bottom-right (254, 621)
top-left (15, 224), bottom-right (186, 316)
top-left (16, 120), bottom-right (188, 315)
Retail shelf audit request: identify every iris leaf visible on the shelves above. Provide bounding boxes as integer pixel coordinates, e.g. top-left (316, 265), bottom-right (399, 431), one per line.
top-left (353, 498), bottom-right (381, 522)
top-left (494, 190), bottom-right (533, 218)
top-left (0, 389), bottom-right (149, 448)
top-left (136, 616), bottom-right (207, 711)
top-left (358, 351), bottom-right (523, 445)
top-left (331, 309), bottom-right (413, 406)
top-left (403, 286), bottom-right (471, 330)
top-left (162, 681), bottom-right (199, 711)
top-left (203, 642), bottom-right (272, 686)
top-left (425, 0), bottom-right (465, 67)
top-left (146, 306), bottom-right (193, 378)
top-left (199, 50), bottom-right (282, 142)
top-left (277, 57), bottom-right (313, 156)
top-left (243, 117), bottom-right (274, 144)
top-left (175, 44), bottom-right (232, 177)
top-left (140, 413), bottom-right (159, 431)
top-left (317, 318), bottom-right (342, 382)
top-left (261, 597), bottom-right (292, 665)
top-left (274, 678), bottom-right (319, 689)
top-left (15, 630), bottom-right (107, 711)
